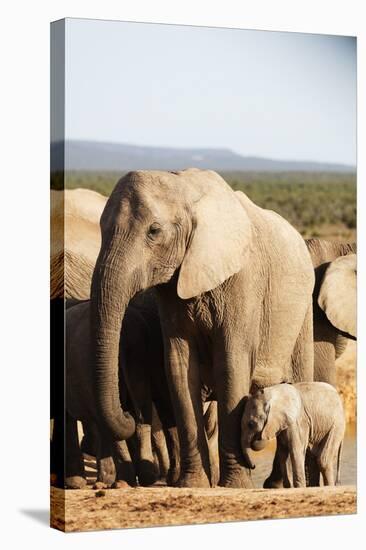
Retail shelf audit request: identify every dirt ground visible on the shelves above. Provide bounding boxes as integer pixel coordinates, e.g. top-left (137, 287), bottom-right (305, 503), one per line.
top-left (51, 485), bottom-right (356, 532)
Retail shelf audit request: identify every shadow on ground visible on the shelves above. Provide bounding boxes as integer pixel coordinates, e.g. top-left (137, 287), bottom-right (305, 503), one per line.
top-left (20, 509), bottom-right (49, 527)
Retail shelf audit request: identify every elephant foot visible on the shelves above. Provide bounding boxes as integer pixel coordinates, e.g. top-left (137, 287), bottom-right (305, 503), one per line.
top-left (115, 464), bottom-right (137, 487)
top-left (97, 456), bottom-right (116, 487)
top-left (263, 477), bottom-right (284, 489)
top-left (177, 470), bottom-right (211, 488)
top-left (166, 466), bottom-right (180, 487)
top-left (65, 476), bottom-right (87, 489)
top-left (137, 460), bottom-right (159, 487)
top-left (209, 459), bottom-right (220, 488)
top-left (93, 481), bottom-right (108, 490)
top-left (112, 480), bottom-right (130, 489)
top-left (219, 469), bottom-right (253, 489)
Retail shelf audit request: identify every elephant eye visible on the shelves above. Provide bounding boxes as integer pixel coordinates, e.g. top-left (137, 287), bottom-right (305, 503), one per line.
top-left (248, 420), bottom-right (256, 429)
top-left (148, 223), bottom-right (162, 237)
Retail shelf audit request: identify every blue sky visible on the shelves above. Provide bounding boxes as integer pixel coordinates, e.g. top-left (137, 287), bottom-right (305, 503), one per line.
top-left (64, 18), bottom-right (356, 165)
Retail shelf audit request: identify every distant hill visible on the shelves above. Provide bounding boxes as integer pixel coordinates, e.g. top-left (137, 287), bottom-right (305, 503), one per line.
top-left (51, 140), bottom-right (355, 173)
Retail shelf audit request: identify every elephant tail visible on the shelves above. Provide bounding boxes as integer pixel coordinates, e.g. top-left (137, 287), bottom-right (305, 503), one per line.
top-left (336, 441), bottom-right (343, 486)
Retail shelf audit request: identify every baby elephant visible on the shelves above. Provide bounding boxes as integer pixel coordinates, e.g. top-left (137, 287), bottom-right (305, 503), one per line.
top-left (240, 382), bottom-right (345, 487)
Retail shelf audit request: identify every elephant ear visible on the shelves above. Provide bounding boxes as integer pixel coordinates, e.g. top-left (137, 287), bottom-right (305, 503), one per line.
top-left (177, 176), bottom-right (252, 299)
top-left (261, 400), bottom-right (287, 441)
top-left (318, 253), bottom-right (357, 339)
top-left (261, 386), bottom-right (301, 440)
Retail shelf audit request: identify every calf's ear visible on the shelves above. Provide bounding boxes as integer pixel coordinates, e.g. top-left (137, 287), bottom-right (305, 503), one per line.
top-left (261, 401), bottom-right (288, 441)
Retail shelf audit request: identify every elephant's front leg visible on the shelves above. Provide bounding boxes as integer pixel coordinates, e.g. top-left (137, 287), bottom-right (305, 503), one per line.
top-left (94, 429), bottom-right (116, 489)
top-left (287, 427), bottom-right (306, 488)
top-left (65, 413), bottom-right (87, 489)
top-left (165, 336), bottom-right (211, 488)
top-left (263, 449), bottom-right (284, 489)
top-left (214, 347), bottom-right (253, 488)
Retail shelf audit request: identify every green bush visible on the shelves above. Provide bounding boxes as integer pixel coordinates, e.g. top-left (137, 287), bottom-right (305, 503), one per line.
top-left (64, 170), bottom-right (356, 235)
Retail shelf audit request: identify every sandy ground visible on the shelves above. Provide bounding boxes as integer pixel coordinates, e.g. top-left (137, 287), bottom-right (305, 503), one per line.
top-left (50, 485), bottom-right (356, 532)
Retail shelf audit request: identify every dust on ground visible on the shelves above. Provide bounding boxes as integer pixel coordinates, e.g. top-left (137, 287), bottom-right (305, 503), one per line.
top-left (51, 485), bottom-right (356, 532)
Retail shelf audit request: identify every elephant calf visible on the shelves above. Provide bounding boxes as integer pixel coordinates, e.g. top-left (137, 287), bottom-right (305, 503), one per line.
top-left (240, 382), bottom-right (345, 487)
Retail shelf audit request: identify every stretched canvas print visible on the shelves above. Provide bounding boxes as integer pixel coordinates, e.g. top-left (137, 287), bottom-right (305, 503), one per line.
top-left (50, 17), bottom-right (357, 532)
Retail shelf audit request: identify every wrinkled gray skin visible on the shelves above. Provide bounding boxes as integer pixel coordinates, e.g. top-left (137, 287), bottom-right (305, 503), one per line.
top-left (65, 297), bottom-right (178, 489)
top-left (306, 239), bottom-right (356, 385)
top-left (264, 240), bottom-right (356, 489)
top-left (90, 168), bottom-right (315, 488)
top-left (241, 383), bottom-right (345, 487)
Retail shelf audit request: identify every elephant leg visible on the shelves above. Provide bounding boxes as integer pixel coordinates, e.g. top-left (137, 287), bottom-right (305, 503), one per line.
top-left (135, 423), bottom-right (159, 486)
top-left (277, 442), bottom-right (291, 488)
top-left (204, 401), bottom-right (220, 487)
top-left (214, 347), bottom-right (253, 489)
top-left (151, 405), bottom-right (170, 479)
top-left (51, 415), bottom-right (64, 488)
top-left (153, 386), bottom-right (181, 486)
top-left (165, 337), bottom-right (211, 488)
top-left (263, 449), bottom-right (284, 489)
top-left (122, 345), bottom-right (158, 486)
top-left (163, 427), bottom-right (181, 486)
top-left (113, 439), bottom-right (137, 487)
top-left (152, 430), bottom-right (170, 479)
top-left (94, 427), bottom-right (116, 489)
top-left (317, 430), bottom-right (341, 486)
top-left (80, 421), bottom-right (97, 457)
top-left (288, 429), bottom-right (306, 488)
top-left (65, 413), bottom-right (86, 489)
top-left (320, 464), bottom-right (335, 486)
top-left (305, 450), bottom-right (321, 486)
top-left (313, 307), bottom-right (345, 386)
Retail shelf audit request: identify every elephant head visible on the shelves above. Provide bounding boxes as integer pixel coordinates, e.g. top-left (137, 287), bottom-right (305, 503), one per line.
top-left (318, 253), bottom-right (357, 339)
top-left (240, 385), bottom-right (302, 469)
top-left (90, 169), bottom-right (253, 441)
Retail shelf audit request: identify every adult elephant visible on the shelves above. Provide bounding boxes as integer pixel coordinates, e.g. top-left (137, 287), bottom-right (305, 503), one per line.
top-left (306, 239), bottom-right (356, 385)
top-left (90, 168), bottom-right (315, 488)
top-left (51, 188), bottom-right (107, 486)
top-left (51, 188), bottom-right (107, 299)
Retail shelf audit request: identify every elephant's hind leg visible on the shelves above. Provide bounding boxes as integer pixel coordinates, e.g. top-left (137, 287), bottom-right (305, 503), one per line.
top-left (113, 439), bottom-right (137, 487)
top-left (65, 413), bottom-right (87, 489)
top-left (305, 450), bottom-right (321, 486)
top-left (317, 432), bottom-right (341, 486)
top-left (204, 401), bottom-right (220, 487)
top-left (263, 449), bottom-right (284, 489)
top-left (93, 426), bottom-right (116, 489)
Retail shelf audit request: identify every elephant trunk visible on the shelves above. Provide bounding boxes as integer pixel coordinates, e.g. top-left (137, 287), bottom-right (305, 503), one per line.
top-left (251, 438), bottom-right (267, 451)
top-left (241, 436), bottom-right (256, 470)
top-left (90, 243), bottom-right (138, 441)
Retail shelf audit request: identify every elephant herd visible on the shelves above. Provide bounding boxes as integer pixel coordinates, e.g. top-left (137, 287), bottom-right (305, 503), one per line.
top-left (51, 168), bottom-right (356, 490)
